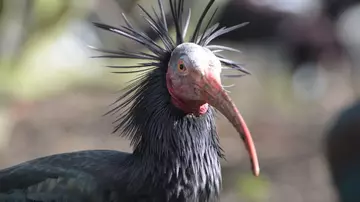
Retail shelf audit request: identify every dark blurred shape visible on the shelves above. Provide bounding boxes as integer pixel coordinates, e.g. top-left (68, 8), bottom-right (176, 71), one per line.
top-left (323, 0), bottom-right (360, 21)
top-left (215, 0), bottom-right (346, 73)
top-left (325, 100), bottom-right (360, 202)
top-left (215, 0), bottom-right (284, 42)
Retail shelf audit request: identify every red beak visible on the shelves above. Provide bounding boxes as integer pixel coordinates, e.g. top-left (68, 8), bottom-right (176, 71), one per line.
top-left (201, 71), bottom-right (260, 177)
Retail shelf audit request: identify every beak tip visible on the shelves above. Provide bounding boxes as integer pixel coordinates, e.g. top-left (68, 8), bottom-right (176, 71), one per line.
top-left (253, 168), bottom-right (260, 177)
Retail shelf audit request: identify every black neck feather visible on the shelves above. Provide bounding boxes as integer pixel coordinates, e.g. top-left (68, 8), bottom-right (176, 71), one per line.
top-left (111, 67), bottom-right (224, 201)
top-left (109, 66), bottom-right (223, 160)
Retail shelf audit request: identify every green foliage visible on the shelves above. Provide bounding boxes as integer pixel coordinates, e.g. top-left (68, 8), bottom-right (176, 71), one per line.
top-left (236, 173), bottom-right (270, 202)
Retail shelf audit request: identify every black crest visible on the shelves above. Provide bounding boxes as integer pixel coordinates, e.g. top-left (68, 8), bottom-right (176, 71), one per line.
top-left (91, 0), bottom-right (250, 147)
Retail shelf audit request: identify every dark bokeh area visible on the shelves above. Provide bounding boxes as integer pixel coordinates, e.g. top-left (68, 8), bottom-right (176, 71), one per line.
top-left (1, 0), bottom-right (360, 201)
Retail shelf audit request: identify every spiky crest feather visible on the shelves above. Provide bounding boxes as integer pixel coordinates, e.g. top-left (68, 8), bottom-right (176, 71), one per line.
top-left (92, 0), bottom-right (249, 146)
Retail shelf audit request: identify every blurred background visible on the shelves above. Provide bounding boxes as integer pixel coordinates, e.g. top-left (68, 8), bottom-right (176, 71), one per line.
top-left (0, 0), bottom-right (360, 201)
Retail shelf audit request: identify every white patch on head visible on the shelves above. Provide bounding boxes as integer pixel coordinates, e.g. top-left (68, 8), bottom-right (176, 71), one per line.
top-left (204, 47), bottom-right (222, 76)
top-left (170, 43), bottom-right (222, 76)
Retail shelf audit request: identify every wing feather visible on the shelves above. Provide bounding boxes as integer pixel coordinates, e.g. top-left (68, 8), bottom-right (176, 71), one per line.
top-left (0, 150), bottom-right (129, 202)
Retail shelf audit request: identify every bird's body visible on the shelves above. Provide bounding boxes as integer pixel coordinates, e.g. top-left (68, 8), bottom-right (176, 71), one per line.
top-left (0, 0), bottom-right (260, 201)
top-left (325, 100), bottom-right (360, 202)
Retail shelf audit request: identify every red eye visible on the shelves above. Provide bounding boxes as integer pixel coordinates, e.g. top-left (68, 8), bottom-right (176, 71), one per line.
top-left (177, 60), bottom-right (187, 72)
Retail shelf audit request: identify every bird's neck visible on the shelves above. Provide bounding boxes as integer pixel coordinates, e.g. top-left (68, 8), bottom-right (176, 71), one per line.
top-left (114, 68), bottom-right (223, 200)
top-left (131, 107), bottom-right (223, 201)
top-left (129, 69), bottom-right (223, 163)
top-left (115, 68), bottom-right (224, 160)
top-left (133, 107), bottom-right (222, 160)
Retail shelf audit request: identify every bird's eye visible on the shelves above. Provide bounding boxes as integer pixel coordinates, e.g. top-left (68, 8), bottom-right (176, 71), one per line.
top-left (177, 60), bottom-right (187, 72)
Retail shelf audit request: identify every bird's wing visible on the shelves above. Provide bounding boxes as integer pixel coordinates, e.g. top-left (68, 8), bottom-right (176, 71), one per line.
top-left (0, 164), bottom-right (102, 202)
top-left (0, 150), bottom-right (129, 202)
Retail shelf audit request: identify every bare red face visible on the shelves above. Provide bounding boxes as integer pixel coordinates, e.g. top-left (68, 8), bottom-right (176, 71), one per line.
top-left (166, 43), bottom-right (260, 176)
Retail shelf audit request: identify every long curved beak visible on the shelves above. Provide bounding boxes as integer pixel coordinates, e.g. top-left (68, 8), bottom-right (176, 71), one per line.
top-left (201, 71), bottom-right (260, 177)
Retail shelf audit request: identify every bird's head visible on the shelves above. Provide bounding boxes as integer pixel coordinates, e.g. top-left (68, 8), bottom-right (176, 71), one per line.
top-left (167, 43), bottom-right (259, 176)
top-left (166, 43), bottom-right (221, 115)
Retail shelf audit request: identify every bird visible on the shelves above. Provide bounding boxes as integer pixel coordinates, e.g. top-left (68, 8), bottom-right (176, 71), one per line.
top-left (325, 100), bottom-right (360, 202)
top-left (0, 0), bottom-right (260, 201)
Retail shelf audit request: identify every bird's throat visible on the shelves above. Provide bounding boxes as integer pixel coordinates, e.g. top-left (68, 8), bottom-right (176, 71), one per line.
top-left (170, 96), bottom-right (209, 116)
top-left (166, 74), bottom-right (209, 116)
